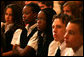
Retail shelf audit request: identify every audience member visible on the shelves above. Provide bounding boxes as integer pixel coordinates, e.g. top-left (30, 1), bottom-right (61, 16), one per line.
top-left (64, 19), bottom-right (83, 56)
top-left (48, 14), bottom-right (73, 56)
top-left (1, 4), bottom-right (25, 56)
top-left (13, 8), bottom-right (56, 56)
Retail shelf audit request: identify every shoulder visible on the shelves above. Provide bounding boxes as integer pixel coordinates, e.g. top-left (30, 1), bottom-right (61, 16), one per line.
top-left (49, 40), bottom-right (59, 51)
top-left (11, 29), bottom-right (23, 45)
top-left (61, 48), bottom-right (74, 56)
top-left (29, 31), bottom-right (38, 41)
top-left (1, 22), bottom-right (5, 28)
top-left (30, 23), bottom-right (37, 30)
top-left (15, 29), bottom-right (22, 33)
top-left (27, 31), bottom-right (38, 51)
top-left (13, 29), bottom-right (23, 36)
top-left (48, 40), bottom-right (58, 56)
top-left (49, 40), bottom-right (57, 47)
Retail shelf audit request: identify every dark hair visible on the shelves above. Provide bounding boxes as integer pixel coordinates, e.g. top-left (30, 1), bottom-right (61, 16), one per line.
top-left (5, 4), bottom-right (25, 30)
top-left (37, 8), bottom-right (56, 56)
top-left (39, 1), bottom-right (53, 8)
top-left (41, 8), bottom-right (56, 33)
top-left (53, 14), bottom-right (72, 26)
top-left (80, 8), bottom-right (83, 20)
top-left (26, 3), bottom-right (41, 13)
top-left (63, 1), bottom-right (81, 18)
top-left (70, 19), bottom-right (83, 34)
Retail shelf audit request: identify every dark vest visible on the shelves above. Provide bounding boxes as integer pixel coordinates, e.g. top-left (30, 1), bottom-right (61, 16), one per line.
top-left (37, 32), bottom-right (53, 56)
top-left (2, 25), bottom-right (19, 52)
top-left (1, 28), bottom-right (6, 53)
top-left (20, 27), bottom-right (37, 48)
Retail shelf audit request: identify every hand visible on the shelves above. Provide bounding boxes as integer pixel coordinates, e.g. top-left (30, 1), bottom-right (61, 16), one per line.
top-left (13, 44), bottom-right (19, 55)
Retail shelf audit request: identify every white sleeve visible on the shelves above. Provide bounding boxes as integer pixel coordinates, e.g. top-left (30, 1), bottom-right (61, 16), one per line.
top-left (11, 29), bottom-right (22, 45)
top-left (27, 31), bottom-right (38, 51)
top-left (1, 22), bottom-right (4, 28)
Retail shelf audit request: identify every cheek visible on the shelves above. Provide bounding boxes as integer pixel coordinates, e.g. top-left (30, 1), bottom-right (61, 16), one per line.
top-left (26, 15), bottom-right (31, 19)
top-left (40, 21), bottom-right (46, 30)
top-left (67, 36), bottom-right (77, 47)
top-left (10, 16), bottom-right (13, 20)
top-left (59, 29), bottom-right (65, 37)
top-left (5, 16), bottom-right (13, 21)
top-left (27, 14), bottom-right (34, 20)
top-left (42, 22), bottom-right (46, 28)
top-left (73, 35), bottom-right (83, 45)
top-left (5, 15), bottom-right (7, 20)
top-left (5, 15), bottom-right (8, 19)
top-left (8, 16), bottom-right (13, 21)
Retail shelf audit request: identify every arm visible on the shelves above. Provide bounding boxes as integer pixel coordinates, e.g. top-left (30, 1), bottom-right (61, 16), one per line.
top-left (13, 31), bottom-right (38, 56)
top-left (2, 29), bottom-right (23, 56)
top-left (14, 45), bottom-right (36, 56)
top-left (1, 51), bottom-right (13, 56)
top-left (1, 45), bottom-right (15, 56)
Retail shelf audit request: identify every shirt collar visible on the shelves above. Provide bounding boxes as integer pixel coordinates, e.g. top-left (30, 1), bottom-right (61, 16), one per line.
top-left (74, 45), bottom-right (83, 56)
top-left (4, 23), bottom-right (14, 33)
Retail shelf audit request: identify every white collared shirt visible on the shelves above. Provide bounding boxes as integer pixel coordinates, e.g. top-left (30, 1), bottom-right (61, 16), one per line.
top-left (62, 48), bottom-right (74, 56)
top-left (4, 24), bottom-right (14, 33)
top-left (25, 23), bottom-right (37, 36)
top-left (11, 29), bottom-right (22, 45)
top-left (27, 31), bottom-right (38, 51)
top-left (48, 40), bottom-right (59, 56)
top-left (48, 40), bottom-right (74, 56)
top-left (73, 45), bottom-right (83, 56)
top-left (11, 23), bottom-right (37, 45)
top-left (1, 22), bottom-right (14, 33)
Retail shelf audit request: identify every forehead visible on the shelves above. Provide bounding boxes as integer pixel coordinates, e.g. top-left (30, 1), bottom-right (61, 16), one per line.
top-left (66, 22), bottom-right (80, 31)
top-left (6, 8), bottom-right (12, 13)
top-left (23, 6), bottom-right (32, 11)
top-left (63, 5), bottom-right (70, 10)
top-left (38, 11), bottom-right (46, 17)
top-left (52, 18), bottom-right (64, 25)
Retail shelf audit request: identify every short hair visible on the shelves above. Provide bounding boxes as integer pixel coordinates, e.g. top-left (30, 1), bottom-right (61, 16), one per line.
top-left (53, 14), bottom-right (72, 26)
top-left (39, 1), bottom-right (53, 8)
top-left (26, 3), bottom-right (41, 13)
top-left (70, 19), bottom-right (83, 34)
top-left (63, 1), bottom-right (81, 18)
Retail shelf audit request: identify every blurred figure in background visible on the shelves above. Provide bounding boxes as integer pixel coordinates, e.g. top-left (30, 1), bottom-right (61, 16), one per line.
top-left (24, 1), bottom-right (39, 5)
top-left (38, 1), bottom-right (53, 9)
top-left (58, 1), bottom-right (67, 14)
top-left (63, 1), bottom-right (82, 19)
